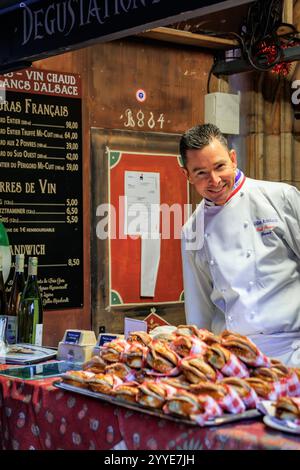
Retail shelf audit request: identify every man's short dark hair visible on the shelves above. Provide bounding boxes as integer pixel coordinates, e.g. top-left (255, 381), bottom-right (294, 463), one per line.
top-left (179, 123), bottom-right (229, 167)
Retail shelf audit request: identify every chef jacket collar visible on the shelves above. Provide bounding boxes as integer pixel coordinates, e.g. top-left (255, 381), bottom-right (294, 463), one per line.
top-left (182, 169), bottom-right (245, 251)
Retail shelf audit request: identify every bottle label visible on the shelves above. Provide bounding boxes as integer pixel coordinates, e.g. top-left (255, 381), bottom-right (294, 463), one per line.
top-left (28, 257), bottom-right (38, 276)
top-left (15, 255), bottom-right (25, 273)
top-left (6, 316), bottom-right (17, 344)
top-left (35, 324), bottom-right (43, 346)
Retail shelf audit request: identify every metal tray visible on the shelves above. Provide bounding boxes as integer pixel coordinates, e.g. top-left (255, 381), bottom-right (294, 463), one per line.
top-left (54, 380), bottom-right (261, 427)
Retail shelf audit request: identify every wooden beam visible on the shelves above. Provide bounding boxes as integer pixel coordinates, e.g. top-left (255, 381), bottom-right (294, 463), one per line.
top-left (138, 26), bottom-right (239, 50)
top-left (283, 0), bottom-right (293, 24)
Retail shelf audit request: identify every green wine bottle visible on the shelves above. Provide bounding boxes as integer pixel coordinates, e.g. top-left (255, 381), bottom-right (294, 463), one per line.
top-left (7, 254), bottom-right (25, 344)
top-left (17, 257), bottom-right (43, 346)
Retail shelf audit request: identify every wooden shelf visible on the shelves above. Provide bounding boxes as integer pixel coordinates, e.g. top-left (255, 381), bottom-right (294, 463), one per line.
top-left (138, 27), bottom-right (239, 50)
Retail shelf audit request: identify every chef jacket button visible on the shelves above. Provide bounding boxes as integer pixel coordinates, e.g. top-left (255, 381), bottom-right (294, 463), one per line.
top-left (209, 260), bottom-right (215, 266)
top-left (246, 250), bottom-right (252, 257)
top-left (228, 315), bottom-right (233, 322)
top-left (250, 311), bottom-right (256, 319)
top-left (248, 281), bottom-right (254, 288)
top-left (204, 233), bottom-right (210, 238)
top-left (244, 221), bottom-right (249, 228)
top-left (240, 192), bottom-right (244, 197)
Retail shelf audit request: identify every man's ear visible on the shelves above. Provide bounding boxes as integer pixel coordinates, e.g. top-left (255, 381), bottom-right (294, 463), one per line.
top-left (182, 167), bottom-right (193, 184)
top-left (229, 149), bottom-right (237, 168)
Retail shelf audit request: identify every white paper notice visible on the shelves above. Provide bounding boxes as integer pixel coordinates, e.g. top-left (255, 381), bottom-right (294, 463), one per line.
top-left (124, 171), bottom-right (160, 235)
top-left (141, 235), bottom-right (161, 297)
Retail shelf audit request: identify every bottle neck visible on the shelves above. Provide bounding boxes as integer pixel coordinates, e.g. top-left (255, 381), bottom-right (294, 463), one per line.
top-left (28, 257), bottom-right (38, 276)
top-left (15, 260), bottom-right (25, 273)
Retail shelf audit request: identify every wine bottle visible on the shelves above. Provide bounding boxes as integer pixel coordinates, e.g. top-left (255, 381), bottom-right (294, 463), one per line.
top-left (7, 254), bottom-right (25, 344)
top-left (17, 256), bottom-right (43, 346)
top-left (0, 254), bottom-right (8, 338)
top-left (0, 221), bottom-right (11, 284)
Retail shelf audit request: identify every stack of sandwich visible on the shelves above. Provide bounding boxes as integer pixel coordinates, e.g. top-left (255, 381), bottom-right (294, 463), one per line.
top-left (61, 326), bottom-right (300, 426)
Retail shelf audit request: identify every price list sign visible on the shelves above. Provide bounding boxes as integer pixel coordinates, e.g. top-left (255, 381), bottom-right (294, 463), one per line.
top-left (0, 68), bottom-right (83, 309)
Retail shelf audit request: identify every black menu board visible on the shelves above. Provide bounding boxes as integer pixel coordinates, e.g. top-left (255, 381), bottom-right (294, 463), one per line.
top-left (0, 68), bottom-right (83, 309)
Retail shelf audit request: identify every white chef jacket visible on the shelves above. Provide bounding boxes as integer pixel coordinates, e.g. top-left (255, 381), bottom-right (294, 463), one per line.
top-left (181, 175), bottom-right (300, 365)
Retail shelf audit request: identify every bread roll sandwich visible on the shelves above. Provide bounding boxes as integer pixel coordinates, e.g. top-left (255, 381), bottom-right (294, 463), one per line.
top-left (197, 329), bottom-right (221, 345)
top-left (221, 377), bottom-right (254, 399)
top-left (245, 377), bottom-right (274, 398)
top-left (205, 343), bottom-right (231, 369)
top-left (174, 324), bottom-right (200, 337)
top-left (275, 397), bottom-right (300, 422)
top-left (146, 341), bottom-right (179, 373)
top-left (189, 381), bottom-right (227, 401)
top-left (127, 331), bottom-right (152, 347)
top-left (163, 390), bottom-right (201, 417)
top-left (270, 359), bottom-right (290, 378)
top-left (88, 373), bottom-right (122, 394)
top-left (161, 374), bottom-right (191, 390)
top-left (124, 343), bottom-right (148, 369)
top-left (99, 339), bottom-right (127, 363)
top-left (171, 334), bottom-right (207, 358)
top-left (83, 355), bottom-right (107, 374)
top-left (61, 370), bottom-right (95, 389)
top-left (180, 356), bottom-right (216, 383)
top-left (250, 367), bottom-right (279, 382)
top-left (221, 336), bottom-right (259, 364)
top-left (136, 381), bottom-right (168, 409)
top-left (113, 382), bottom-right (139, 403)
top-left (104, 362), bottom-right (135, 381)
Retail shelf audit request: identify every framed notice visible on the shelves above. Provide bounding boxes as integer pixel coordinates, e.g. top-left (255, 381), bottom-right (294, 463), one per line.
top-left (91, 128), bottom-right (189, 310)
top-left (0, 67), bottom-right (83, 309)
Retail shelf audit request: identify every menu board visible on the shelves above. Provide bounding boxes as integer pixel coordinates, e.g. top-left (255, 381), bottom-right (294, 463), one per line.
top-left (0, 68), bottom-right (83, 310)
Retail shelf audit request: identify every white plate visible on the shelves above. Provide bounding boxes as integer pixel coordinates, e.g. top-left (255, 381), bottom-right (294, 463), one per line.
top-left (263, 415), bottom-right (300, 435)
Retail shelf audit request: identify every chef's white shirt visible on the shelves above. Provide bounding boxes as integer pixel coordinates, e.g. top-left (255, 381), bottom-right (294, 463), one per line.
top-left (181, 176), bottom-right (300, 365)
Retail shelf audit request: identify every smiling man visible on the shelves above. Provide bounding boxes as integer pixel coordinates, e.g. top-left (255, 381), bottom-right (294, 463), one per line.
top-left (180, 123), bottom-right (300, 366)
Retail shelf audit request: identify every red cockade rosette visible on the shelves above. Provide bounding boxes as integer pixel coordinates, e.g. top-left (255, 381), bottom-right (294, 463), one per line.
top-left (220, 330), bottom-right (271, 368)
top-left (205, 343), bottom-right (249, 379)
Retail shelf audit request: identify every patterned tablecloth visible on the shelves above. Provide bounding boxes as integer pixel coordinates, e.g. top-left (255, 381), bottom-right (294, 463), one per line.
top-left (0, 365), bottom-right (300, 450)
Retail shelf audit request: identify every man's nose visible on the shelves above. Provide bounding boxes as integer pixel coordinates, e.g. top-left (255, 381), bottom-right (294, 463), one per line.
top-left (209, 171), bottom-right (221, 185)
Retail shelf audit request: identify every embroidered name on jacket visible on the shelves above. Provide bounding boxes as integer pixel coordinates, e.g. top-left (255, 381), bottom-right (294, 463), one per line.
top-left (253, 218), bottom-right (279, 236)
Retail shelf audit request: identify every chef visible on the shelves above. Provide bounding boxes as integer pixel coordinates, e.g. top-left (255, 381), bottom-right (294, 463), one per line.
top-left (180, 123), bottom-right (300, 366)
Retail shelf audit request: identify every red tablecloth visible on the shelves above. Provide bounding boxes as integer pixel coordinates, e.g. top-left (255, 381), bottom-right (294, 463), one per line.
top-left (1, 365), bottom-right (300, 450)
